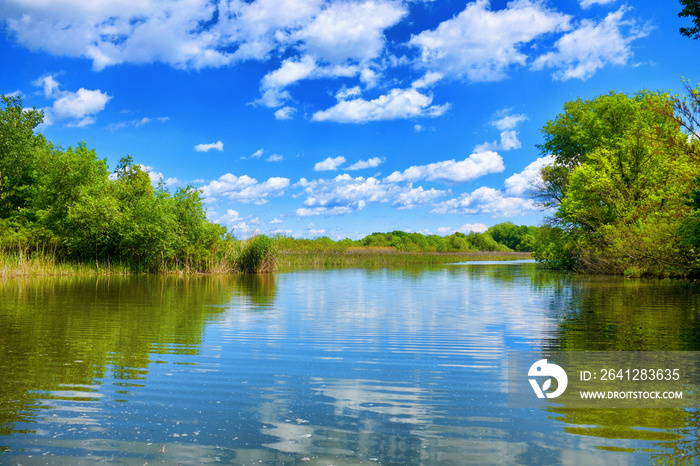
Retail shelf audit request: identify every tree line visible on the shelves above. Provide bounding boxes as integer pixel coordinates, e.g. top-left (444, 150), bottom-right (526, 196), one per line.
top-left (0, 95), bottom-right (238, 272)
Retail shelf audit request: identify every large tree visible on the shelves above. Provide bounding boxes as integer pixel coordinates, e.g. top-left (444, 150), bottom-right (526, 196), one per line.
top-left (533, 90), bottom-right (700, 276)
top-left (0, 96), bottom-right (47, 219)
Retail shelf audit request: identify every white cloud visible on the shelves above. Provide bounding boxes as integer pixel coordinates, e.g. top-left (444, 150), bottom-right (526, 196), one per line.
top-left (251, 149), bottom-right (264, 159)
top-left (267, 154), bottom-right (283, 162)
top-left (33, 74), bottom-right (60, 98)
top-left (410, 0), bottom-right (571, 81)
top-left (503, 155), bottom-right (554, 196)
top-left (335, 86), bottom-right (362, 100)
top-left (296, 203), bottom-right (365, 217)
top-left (109, 115), bottom-right (169, 130)
top-left (195, 140), bottom-right (224, 152)
top-left (31, 75), bottom-right (110, 126)
top-left (391, 185), bottom-right (447, 209)
top-left (580, 0), bottom-right (617, 8)
top-left (294, 173), bottom-right (448, 215)
top-left (293, 0), bottom-right (407, 63)
top-left (295, 174), bottom-right (395, 213)
top-left (312, 87), bottom-right (450, 123)
top-left (135, 164), bottom-right (179, 188)
top-left (411, 71), bottom-right (443, 89)
top-left (532, 7), bottom-right (649, 81)
top-left (431, 186), bottom-right (539, 217)
top-left (314, 156), bottom-right (346, 171)
top-left (200, 173), bottom-right (290, 205)
top-left (216, 209), bottom-right (241, 225)
top-left (385, 151), bottom-right (504, 184)
top-left (274, 106), bottom-right (296, 120)
top-left (346, 157), bottom-right (383, 171)
top-left (437, 223), bottom-right (489, 235)
top-left (262, 55), bottom-right (317, 90)
top-left (474, 112), bottom-right (528, 152)
top-left (493, 112), bottom-right (528, 131)
top-left (53, 88), bottom-right (110, 119)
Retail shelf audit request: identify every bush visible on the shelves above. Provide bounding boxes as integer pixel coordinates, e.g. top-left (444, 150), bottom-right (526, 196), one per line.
top-left (237, 235), bottom-right (276, 273)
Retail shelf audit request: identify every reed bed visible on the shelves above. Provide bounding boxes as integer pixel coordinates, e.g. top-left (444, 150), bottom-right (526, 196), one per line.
top-left (276, 249), bottom-right (531, 270)
top-left (0, 252), bottom-right (131, 278)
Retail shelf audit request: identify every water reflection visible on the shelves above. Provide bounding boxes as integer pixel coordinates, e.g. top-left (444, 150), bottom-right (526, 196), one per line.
top-left (529, 273), bottom-right (700, 462)
top-left (0, 274), bottom-right (275, 442)
top-left (0, 265), bottom-right (698, 464)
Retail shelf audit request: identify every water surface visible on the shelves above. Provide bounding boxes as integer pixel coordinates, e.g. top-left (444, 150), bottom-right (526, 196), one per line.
top-left (1, 263), bottom-right (699, 464)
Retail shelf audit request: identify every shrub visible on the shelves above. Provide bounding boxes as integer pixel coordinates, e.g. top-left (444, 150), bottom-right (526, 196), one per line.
top-left (237, 235), bottom-right (276, 273)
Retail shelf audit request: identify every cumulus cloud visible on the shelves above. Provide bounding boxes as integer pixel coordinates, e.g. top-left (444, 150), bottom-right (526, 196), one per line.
top-left (294, 0), bottom-right (407, 63)
top-left (5, 0), bottom-right (641, 121)
top-left (410, 0), bottom-right (571, 81)
top-left (474, 111), bottom-right (528, 152)
top-left (312, 87), bottom-right (450, 123)
top-left (31, 75), bottom-right (110, 127)
top-left (503, 155), bottom-right (554, 196)
top-left (296, 174), bottom-right (393, 209)
top-left (346, 157), bottom-right (383, 171)
top-left (274, 106), bottom-right (296, 119)
top-left (391, 185), bottom-right (447, 209)
top-left (267, 154), bottom-right (283, 162)
top-left (532, 7), bottom-right (650, 81)
top-left (431, 186), bottom-right (539, 217)
top-left (493, 112), bottom-right (528, 131)
top-left (385, 151), bottom-right (504, 184)
top-left (200, 173), bottom-right (290, 205)
top-left (314, 156), bottom-right (346, 171)
top-left (293, 173), bottom-right (449, 216)
top-left (195, 141), bottom-right (224, 152)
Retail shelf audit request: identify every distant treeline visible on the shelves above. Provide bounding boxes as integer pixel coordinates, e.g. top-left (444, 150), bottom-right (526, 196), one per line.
top-left (276, 223), bottom-right (540, 254)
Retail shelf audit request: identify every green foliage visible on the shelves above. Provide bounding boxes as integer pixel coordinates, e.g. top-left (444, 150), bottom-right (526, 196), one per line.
top-left (534, 89), bottom-right (700, 276)
top-left (237, 235), bottom-right (276, 273)
top-left (0, 95), bottom-right (47, 219)
top-left (679, 0), bottom-right (700, 39)
top-left (0, 95), bottom-right (242, 274)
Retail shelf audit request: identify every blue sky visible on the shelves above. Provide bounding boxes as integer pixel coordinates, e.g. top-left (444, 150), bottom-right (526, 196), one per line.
top-left (1, 0), bottom-right (698, 239)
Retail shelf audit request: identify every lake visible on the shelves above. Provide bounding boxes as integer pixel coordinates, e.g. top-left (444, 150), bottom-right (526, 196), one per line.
top-left (1, 262), bottom-right (699, 464)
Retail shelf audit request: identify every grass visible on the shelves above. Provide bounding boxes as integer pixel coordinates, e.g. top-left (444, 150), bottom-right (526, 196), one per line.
top-left (276, 248), bottom-right (531, 270)
top-left (0, 251), bottom-right (131, 278)
top-left (0, 237), bottom-right (533, 277)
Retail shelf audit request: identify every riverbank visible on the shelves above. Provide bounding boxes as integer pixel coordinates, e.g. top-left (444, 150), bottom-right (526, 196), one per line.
top-left (276, 249), bottom-right (530, 270)
top-left (0, 248), bottom-right (532, 277)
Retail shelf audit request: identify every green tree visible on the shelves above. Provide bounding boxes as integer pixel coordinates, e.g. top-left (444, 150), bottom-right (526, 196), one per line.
top-left (533, 90), bottom-right (698, 275)
top-left (679, 0), bottom-right (700, 39)
top-left (0, 95), bottom-right (47, 220)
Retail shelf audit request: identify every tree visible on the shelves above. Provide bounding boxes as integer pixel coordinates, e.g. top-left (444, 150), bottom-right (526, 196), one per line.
top-left (679, 0), bottom-right (700, 39)
top-left (0, 95), bottom-right (47, 219)
top-left (533, 90), bottom-right (699, 276)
